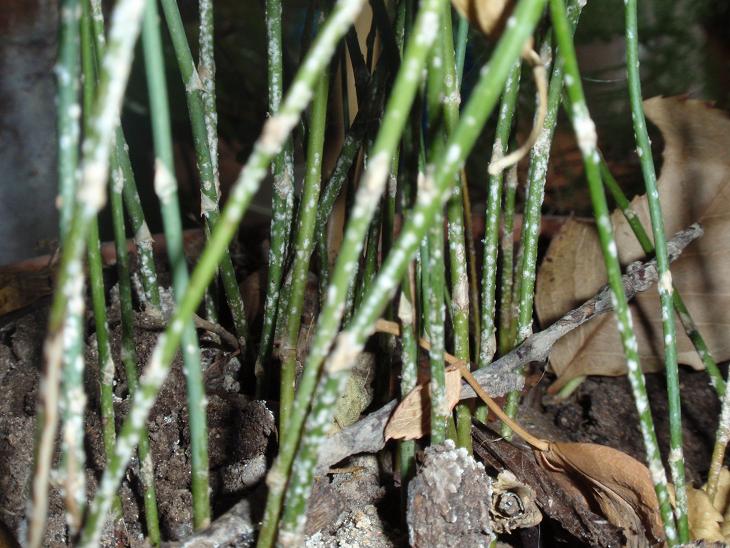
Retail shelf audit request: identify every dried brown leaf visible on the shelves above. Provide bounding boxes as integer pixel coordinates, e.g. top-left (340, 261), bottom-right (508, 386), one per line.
top-left (536, 97), bottom-right (730, 389)
top-left (451, 0), bottom-right (514, 37)
top-left (384, 367), bottom-right (461, 441)
top-left (536, 442), bottom-right (664, 545)
top-left (686, 485), bottom-right (725, 543)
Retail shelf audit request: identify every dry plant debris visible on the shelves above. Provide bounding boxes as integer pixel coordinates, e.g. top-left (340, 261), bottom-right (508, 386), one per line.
top-left (536, 96), bottom-right (730, 390)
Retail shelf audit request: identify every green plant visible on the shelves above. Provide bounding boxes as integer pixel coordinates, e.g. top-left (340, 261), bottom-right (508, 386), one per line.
top-left (29, 0), bottom-right (725, 545)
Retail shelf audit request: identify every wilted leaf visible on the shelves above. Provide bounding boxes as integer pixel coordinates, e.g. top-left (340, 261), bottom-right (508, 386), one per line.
top-left (536, 97), bottom-right (730, 390)
top-left (536, 442), bottom-right (664, 545)
top-left (385, 367), bottom-right (461, 441)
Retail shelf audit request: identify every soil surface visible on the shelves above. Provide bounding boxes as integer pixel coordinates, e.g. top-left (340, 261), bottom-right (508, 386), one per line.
top-left (0, 303), bottom-right (724, 546)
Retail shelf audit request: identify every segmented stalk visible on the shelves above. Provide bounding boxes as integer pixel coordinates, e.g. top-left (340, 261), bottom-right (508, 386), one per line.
top-left (80, 1), bottom-right (120, 517)
top-left (427, 206), bottom-right (448, 443)
top-left (55, 0), bottom-right (87, 532)
top-left (436, 2), bottom-right (472, 452)
top-left (29, 0), bottom-right (147, 543)
top-left (624, 0), bottom-right (687, 538)
top-left (279, 68), bottom-right (330, 438)
top-left (397, 268), bottom-right (418, 505)
top-left (600, 160), bottom-right (725, 395)
top-left (278, 1), bottom-right (547, 542)
top-left (140, 0), bottom-right (210, 530)
top-left (549, 0), bottom-right (677, 541)
top-left (87, 0), bottom-right (162, 312)
top-left (479, 61), bottom-right (520, 368)
top-left (78, 3), bottom-right (366, 544)
top-left (255, 0), bottom-right (297, 394)
top-left (498, 165), bottom-right (518, 355)
top-left (503, 4), bottom-right (581, 431)
top-left (110, 151), bottom-right (161, 546)
top-left (260, 2), bottom-right (447, 543)
top-left (159, 0), bottom-right (248, 344)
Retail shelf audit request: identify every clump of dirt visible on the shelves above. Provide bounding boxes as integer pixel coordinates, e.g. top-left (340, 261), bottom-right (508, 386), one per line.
top-left (0, 305), bottom-right (276, 546)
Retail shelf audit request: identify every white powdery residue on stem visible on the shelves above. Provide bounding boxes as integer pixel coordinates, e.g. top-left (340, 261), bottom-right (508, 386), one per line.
top-left (362, 151), bottom-right (390, 193)
top-left (659, 270), bottom-right (673, 295)
top-left (571, 103), bottom-right (597, 155)
top-left (259, 113), bottom-right (299, 155)
top-left (416, 10), bottom-right (439, 46)
top-left (185, 62), bottom-right (204, 93)
top-left (153, 159), bottom-right (177, 203)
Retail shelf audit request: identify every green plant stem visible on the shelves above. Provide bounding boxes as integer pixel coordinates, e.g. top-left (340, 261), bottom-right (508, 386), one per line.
top-left (256, 0), bottom-right (297, 396)
top-left (57, 0), bottom-right (81, 242)
top-left (29, 0), bottom-right (147, 543)
top-left (498, 165), bottom-right (518, 355)
top-left (503, 5), bottom-right (581, 434)
top-left (80, 2), bottom-right (121, 518)
top-left (55, 0), bottom-right (87, 532)
top-left (110, 153), bottom-right (161, 546)
top-left (262, 1), bottom-right (448, 542)
top-left (159, 0), bottom-right (248, 345)
top-left (140, 0), bottom-right (210, 530)
top-left (600, 160), bottom-right (725, 395)
top-left (549, 0), bottom-right (677, 542)
top-left (87, 0), bottom-right (162, 313)
top-left (455, 14), bottom-right (468, 84)
top-left (279, 68), bottom-right (330, 439)
top-left (79, 3), bottom-right (366, 544)
top-left (277, 0), bottom-right (546, 542)
top-left (437, 2), bottom-right (471, 452)
top-left (625, 0), bottom-right (687, 538)
top-left (427, 208), bottom-right (448, 443)
top-left (397, 268), bottom-right (418, 507)
top-left (479, 61), bottom-right (520, 369)
top-left (116, 131), bottom-right (162, 311)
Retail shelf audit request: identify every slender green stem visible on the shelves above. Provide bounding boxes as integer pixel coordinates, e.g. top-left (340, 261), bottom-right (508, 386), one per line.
top-left (480, 61), bottom-right (520, 368)
top-left (80, 1), bottom-right (121, 519)
top-left (600, 160), bottom-right (725, 395)
top-left (625, 0), bottom-right (687, 538)
top-left (87, 0), bottom-right (162, 312)
top-left (498, 165), bottom-right (518, 355)
top-left (427, 207), bottom-right (448, 443)
top-left (29, 0), bottom-right (146, 543)
top-left (262, 2), bottom-right (448, 543)
top-left (503, 5), bottom-right (580, 434)
top-left (278, 1), bottom-right (546, 542)
top-left (437, 1), bottom-right (471, 452)
top-left (397, 268), bottom-right (418, 507)
top-left (159, 0), bottom-right (248, 345)
top-left (57, 0), bottom-right (81, 242)
top-left (79, 3), bottom-right (366, 544)
top-left (280, 68), bottom-right (330, 439)
top-left (256, 0), bottom-right (297, 395)
top-left (550, 0), bottom-right (677, 542)
top-left (110, 150), bottom-right (161, 546)
top-left (55, 0), bottom-right (87, 532)
top-left (198, 0), bottom-right (220, 324)
top-left (141, 0), bottom-right (210, 530)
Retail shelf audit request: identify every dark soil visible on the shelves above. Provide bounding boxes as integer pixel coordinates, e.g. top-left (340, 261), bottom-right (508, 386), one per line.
top-left (0, 302), bottom-right (724, 546)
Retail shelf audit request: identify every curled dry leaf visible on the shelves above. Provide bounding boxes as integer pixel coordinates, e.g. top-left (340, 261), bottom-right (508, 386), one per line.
top-left (384, 367), bottom-right (461, 441)
top-left (535, 442), bottom-right (665, 545)
top-left (536, 97), bottom-right (730, 390)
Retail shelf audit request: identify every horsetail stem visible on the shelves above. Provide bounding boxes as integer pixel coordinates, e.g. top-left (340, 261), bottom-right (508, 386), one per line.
top-left (550, 0), bottom-right (677, 541)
